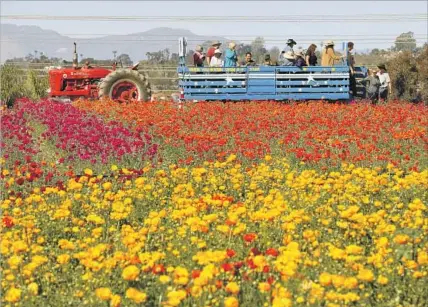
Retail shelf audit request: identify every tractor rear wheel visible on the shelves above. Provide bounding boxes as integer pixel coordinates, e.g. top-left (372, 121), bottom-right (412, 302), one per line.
top-left (99, 69), bottom-right (151, 103)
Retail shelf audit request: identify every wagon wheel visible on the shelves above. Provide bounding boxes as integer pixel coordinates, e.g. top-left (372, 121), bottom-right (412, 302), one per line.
top-left (99, 69), bottom-right (151, 103)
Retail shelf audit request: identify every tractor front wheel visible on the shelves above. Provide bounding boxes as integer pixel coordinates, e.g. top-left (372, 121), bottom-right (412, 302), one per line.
top-left (99, 69), bottom-right (151, 103)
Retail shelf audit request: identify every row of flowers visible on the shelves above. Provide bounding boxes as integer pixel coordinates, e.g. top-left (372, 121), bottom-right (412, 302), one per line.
top-left (75, 100), bottom-right (428, 169)
top-left (1, 155), bottom-right (427, 306)
top-left (13, 99), bottom-right (158, 164)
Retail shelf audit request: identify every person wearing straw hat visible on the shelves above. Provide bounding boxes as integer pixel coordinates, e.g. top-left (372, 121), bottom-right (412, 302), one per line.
top-left (210, 49), bottom-right (224, 67)
top-left (376, 64), bottom-right (392, 100)
top-left (193, 45), bottom-right (205, 67)
top-left (225, 42), bottom-right (238, 67)
top-left (294, 48), bottom-right (307, 67)
top-left (321, 40), bottom-right (343, 66)
top-left (206, 40), bottom-right (222, 65)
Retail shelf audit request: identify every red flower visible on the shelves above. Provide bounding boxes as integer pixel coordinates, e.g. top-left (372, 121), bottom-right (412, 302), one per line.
top-left (234, 261), bottom-right (244, 269)
top-left (263, 265), bottom-right (270, 273)
top-left (267, 276), bottom-right (275, 285)
top-left (250, 247), bottom-right (261, 256)
top-left (226, 249), bottom-right (236, 258)
top-left (152, 264), bottom-right (165, 275)
top-left (129, 255), bottom-right (141, 265)
top-left (191, 270), bottom-right (201, 279)
top-left (221, 263), bottom-right (234, 272)
top-left (266, 248), bottom-right (279, 257)
top-left (243, 233), bottom-right (257, 243)
top-left (246, 259), bottom-right (256, 269)
top-left (16, 177), bottom-right (25, 185)
top-left (2, 216), bottom-right (14, 228)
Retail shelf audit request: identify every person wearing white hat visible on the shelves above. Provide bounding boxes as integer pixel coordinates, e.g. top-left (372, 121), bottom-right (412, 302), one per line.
top-left (206, 40), bottom-right (222, 65)
top-left (321, 40), bottom-right (343, 66)
top-left (280, 51), bottom-right (295, 66)
top-left (210, 49), bottom-right (224, 67)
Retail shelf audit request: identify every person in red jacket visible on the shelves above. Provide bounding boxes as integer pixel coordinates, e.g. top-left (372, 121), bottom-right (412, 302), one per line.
top-left (193, 45), bottom-right (205, 67)
top-left (206, 41), bottom-right (222, 66)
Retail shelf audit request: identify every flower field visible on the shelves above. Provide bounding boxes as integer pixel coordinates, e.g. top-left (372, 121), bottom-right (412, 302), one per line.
top-left (1, 99), bottom-right (427, 307)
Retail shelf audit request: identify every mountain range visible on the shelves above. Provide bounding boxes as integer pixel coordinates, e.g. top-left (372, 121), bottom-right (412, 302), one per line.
top-left (0, 23), bottom-right (227, 63)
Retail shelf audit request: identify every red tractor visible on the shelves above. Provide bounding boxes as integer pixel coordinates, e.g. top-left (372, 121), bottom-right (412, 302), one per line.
top-left (48, 43), bottom-right (151, 103)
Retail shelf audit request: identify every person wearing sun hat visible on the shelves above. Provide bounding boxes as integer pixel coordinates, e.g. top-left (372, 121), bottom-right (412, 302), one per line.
top-left (294, 48), bottom-right (307, 67)
top-left (210, 48), bottom-right (224, 67)
top-left (321, 40), bottom-right (343, 66)
top-left (206, 40), bottom-right (222, 65)
top-left (284, 38), bottom-right (297, 54)
top-left (376, 64), bottom-right (392, 100)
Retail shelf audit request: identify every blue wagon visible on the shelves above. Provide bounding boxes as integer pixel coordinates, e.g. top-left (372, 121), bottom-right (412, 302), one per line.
top-left (177, 37), bottom-right (367, 102)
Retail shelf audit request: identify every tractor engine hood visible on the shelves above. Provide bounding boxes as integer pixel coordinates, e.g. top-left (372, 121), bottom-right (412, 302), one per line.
top-left (48, 67), bottom-right (112, 80)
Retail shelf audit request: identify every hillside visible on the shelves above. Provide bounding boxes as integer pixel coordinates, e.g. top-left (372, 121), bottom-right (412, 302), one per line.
top-left (0, 24), bottom-right (226, 63)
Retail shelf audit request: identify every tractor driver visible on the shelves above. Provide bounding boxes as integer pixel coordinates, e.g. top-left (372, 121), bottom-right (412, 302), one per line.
top-left (83, 61), bottom-right (93, 69)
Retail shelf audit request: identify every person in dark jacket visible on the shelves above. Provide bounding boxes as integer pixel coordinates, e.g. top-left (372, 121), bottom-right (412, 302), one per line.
top-left (295, 49), bottom-right (307, 67)
top-left (305, 44), bottom-right (318, 66)
top-left (240, 52), bottom-right (257, 66)
top-left (359, 69), bottom-right (381, 103)
top-left (263, 54), bottom-right (277, 66)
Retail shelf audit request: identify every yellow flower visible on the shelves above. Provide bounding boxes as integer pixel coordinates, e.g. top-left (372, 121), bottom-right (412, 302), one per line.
top-left (377, 275), bottom-right (388, 285)
top-left (126, 288), bottom-right (147, 304)
top-left (417, 251), bottom-right (428, 265)
top-left (191, 285), bottom-right (203, 297)
top-left (258, 282), bottom-right (271, 293)
top-left (173, 266), bottom-right (189, 285)
top-left (332, 275), bottom-right (345, 288)
top-left (12, 240), bottom-right (28, 253)
top-left (84, 168), bottom-right (93, 176)
top-left (272, 297), bottom-right (292, 307)
top-left (8, 255), bottom-right (22, 270)
top-left (5, 287), bottom-right (22, 303)
top-left (159, 275), bottom-right (171, 284)
top-left (122, 265), bottom-right (140, 281)
top-left (319, 272), bottom-right (332, 287)
top-left (253, 255), bottom-right (267, 270)
top-left (226, 282), bottom-right (240, 295)
top-left (346, 245), bottom-right (363, 255)
top-left (110, 294), bottom-right (121, 307)
top-left (224, 296), bottom-right (239, 307)
top-left (394, 234), bottom-right (410, 245)
top-left (343, 277), bottom-right (358, 289)
top-left (28, 282), bottom-right (39, 296)
top-left (357, 269), bottom-right (375, 282)
top-left (103, 182), bottom-right (112, 190)
top-left (166, 290), bottom-right (187, 306)
top-left (111, 164), bottom-right (118, 171)
top-left (95, 287), bottom-right (112, 301)
top-left (57, 254), bottom-right (71, 265)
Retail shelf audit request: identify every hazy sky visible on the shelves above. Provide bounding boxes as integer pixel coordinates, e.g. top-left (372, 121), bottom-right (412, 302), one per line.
top-left (1, 0), bottom-right (427, 51)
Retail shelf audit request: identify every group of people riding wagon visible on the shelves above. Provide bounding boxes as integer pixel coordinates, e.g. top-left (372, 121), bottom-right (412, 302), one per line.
top-left (192, 38), bottom-right (392, 101)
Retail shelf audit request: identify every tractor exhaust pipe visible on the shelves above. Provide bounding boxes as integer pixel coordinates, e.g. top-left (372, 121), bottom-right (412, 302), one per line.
top-left (72, 42), bottom-right (78, 69)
